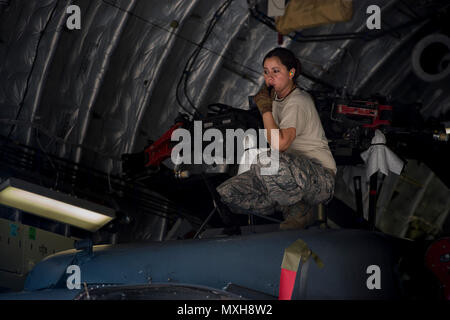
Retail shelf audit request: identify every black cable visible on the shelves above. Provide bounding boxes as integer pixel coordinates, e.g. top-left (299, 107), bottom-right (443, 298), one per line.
top-left (249, 6), bottom-right (441, 43)
top-left (1, 127), bottom-right (199, 223)
top-left (175, 74), bottom-right (195, 117)
top-left (179, 0), bottom-right (233, 117)
top-left (101, 1), bottom-right (260, 75)
top-left (35, 127), bottom-right (60, 189)
top-left (0, 119), bottom-right (121, 161)
top-left (250, 7), bottom-right (363, 40)
top-left (0, 137), bottom-right (203, 226)
top-left (100, 0), bottom-right (348, 110)
top-left (6, 0), bottom-right (60, 141)
top-left (100, 0), bottom-right (264, 118)
top-left (399, 0), bottom-right (419, 19)
top-left (394, 3), bottom-right (417, 20)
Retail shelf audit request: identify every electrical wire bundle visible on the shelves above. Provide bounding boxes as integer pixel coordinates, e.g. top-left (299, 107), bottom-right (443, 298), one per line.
top-left (176, 0), bottom-right (234, 119)
top-left (248, 1), bottom-right (449, 43)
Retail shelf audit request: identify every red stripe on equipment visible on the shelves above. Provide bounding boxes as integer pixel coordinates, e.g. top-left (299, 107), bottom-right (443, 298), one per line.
top-left (278, 268), bottom-right (297, 300)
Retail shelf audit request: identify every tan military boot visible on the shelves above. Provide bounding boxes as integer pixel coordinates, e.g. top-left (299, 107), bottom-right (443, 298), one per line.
top-left (280, 202), bottom-right (316, 230)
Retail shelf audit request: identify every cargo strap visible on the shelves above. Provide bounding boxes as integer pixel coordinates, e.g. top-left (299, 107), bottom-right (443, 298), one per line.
top-left (278, 239), bottom-right (324, 300)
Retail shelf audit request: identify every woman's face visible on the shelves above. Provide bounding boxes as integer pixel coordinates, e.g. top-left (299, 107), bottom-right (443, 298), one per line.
top-left (263, 56), bottom-right (294, 93)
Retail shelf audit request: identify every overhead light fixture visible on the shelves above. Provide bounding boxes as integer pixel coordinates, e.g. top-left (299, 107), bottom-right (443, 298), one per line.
top-left (0, 178), bottom-right (115, 232)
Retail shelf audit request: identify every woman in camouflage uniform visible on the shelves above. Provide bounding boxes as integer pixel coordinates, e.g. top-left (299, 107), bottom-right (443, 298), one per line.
top-left (217, 47), bottom-right (336, 230)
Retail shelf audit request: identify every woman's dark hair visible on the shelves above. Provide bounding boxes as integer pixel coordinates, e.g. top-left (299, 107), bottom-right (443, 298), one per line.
top-left (263, 47), bottom-right (302, 81)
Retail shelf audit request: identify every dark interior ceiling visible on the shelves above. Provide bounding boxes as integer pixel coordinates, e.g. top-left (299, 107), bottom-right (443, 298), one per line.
top-left (0, 0), bottom-right (449, 242)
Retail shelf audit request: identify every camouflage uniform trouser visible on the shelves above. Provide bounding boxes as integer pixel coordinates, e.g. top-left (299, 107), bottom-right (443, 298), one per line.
top-left (216, 151), bottom-right (335, 217)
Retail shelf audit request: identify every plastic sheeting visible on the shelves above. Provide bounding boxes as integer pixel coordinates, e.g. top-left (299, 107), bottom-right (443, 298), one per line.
top-left (0, 0), bottom-right (449, 178)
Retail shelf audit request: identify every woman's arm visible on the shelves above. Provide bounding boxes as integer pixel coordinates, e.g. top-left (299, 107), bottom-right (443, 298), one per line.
top-left (262, 112), bottom-right (296, 152)
top-left (253, 85), bottom-right (297, 151)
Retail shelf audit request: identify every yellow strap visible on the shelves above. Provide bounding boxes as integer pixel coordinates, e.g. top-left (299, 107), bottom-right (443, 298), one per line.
top-left (281, 239), bottom-right (324, 271)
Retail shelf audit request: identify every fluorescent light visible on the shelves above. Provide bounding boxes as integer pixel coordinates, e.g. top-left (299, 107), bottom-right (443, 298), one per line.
top-left (0, 178), bottom-right (115, 232)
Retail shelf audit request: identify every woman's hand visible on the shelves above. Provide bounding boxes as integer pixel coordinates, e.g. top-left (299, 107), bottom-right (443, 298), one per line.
top-left (254, 85), bottom-right (275, 115)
